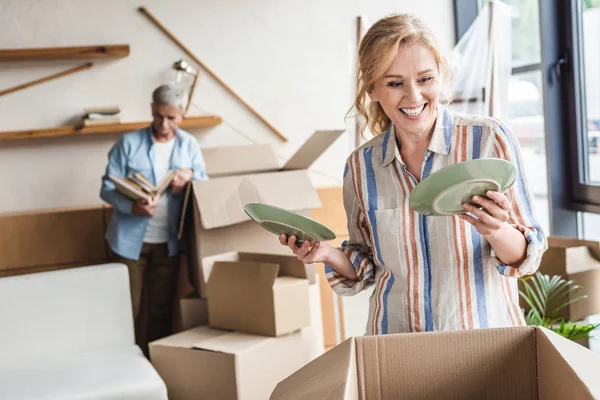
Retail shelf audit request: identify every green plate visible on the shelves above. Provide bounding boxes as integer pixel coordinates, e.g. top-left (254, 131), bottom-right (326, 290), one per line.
top-left (409, 158), bottom-right (517, 216)
top-left (244, 203), bottom-right (336, 243)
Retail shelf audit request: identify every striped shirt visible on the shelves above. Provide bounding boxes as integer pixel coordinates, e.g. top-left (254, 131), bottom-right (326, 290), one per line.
top-left (326, 106), bottom-right (547, 335)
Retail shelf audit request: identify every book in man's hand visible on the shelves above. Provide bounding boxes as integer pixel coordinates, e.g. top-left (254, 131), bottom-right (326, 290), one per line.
top-left (109, 170), bottom-right (176, 203)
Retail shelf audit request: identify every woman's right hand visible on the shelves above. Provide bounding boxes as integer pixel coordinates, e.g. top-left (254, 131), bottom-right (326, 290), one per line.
top-left (279, 234), bottom-right (332, 264)
top-left (280, 234), bottom-right (359, 281)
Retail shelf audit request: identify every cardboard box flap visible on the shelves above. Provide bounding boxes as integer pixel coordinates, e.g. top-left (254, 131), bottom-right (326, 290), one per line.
top-left (565, 246), bottom-right (600, 274)
top-left (273, 276), bottom-right (308, 290)
top-left (210, 261), bottom-right (280, 288)
top-left (193, 330), bottom-right (272, 355)
top-left (192, 170), bottom-right (320, 230)
top-left (207, 260), bottom-right (278, 335)
top-left (151, 326), bottom-right (228, 349)
top-left (570, 267), bottom-right (600, 320)
top-left (237, 253), bottom-right (308, 280)
top-left (237, 252), bottom-right (316, 284)
top-left (536, 327), bottom-right (600, 399)
top-left (548, 236), bottom-right (600, 260)
top-left (354, 327), bottom-right (536, 400)
top-left (202, 144), bottom-right (280, 177)
top-left (270, 337), bottom-right (358, 400)
top-left (282, 130), bottom-right (345, 170)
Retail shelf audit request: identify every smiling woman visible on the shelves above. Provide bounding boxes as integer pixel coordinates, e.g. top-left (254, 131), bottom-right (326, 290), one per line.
top-left (279, 13), bottom-right (548, 335)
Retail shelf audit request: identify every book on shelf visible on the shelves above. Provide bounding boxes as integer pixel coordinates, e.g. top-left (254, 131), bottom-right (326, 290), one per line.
top-left (84, 106), bottom-right (121, 115)
top-left (83, 117), bottom-right (121, 126)
top-left (109, 170), bottom-right (175, 202)
top-left (81, 105), bottom-right (121, 127)
top-left (86, 112), bottom-right (122, 120)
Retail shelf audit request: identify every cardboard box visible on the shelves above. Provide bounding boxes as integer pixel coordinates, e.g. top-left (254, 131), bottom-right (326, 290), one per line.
top-left (206, 254), bottom-right (310, 337)
top-left (178, 260), bottom-right (325, 345)
top-left (199, 250), bottom-right (316, 298)
top-left (180, 294), bottom-right (208, 331)
top-left (534, 236), bottom-right (600, 320)
top-left (150, 325), bottom-right (322, 400)
top-left (181, 130), bottom-right (344, 296)
top-left (271, 326), bottom-right (600, 400)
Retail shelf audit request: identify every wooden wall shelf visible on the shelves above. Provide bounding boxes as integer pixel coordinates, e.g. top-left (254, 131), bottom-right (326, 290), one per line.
top-left (0, 116), bottom-right (222, 141)
top-left (0, 45), bottom-right (130, 62)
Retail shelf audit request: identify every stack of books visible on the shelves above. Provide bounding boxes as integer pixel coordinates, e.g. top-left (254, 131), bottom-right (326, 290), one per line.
top-left (81, 106), bottom-right (121, 126)
top-left (109, 171), bottom-right (175, 202)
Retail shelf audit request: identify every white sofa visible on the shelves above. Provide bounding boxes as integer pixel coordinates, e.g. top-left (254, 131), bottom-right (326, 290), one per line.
top-left (0, 263), bottom-right (167, 400)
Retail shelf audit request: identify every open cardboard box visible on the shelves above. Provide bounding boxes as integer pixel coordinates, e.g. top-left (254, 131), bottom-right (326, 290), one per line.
top-left (199, 251), bottom-right (316, 299)
top-left (179, 130), bottom-right (344, 297)
top-left (206, 253), bottom-right (311, 337)
top-left (271, 326), bottom-right (600, 400)
top-left (532, 236), bottom-right (600, 320)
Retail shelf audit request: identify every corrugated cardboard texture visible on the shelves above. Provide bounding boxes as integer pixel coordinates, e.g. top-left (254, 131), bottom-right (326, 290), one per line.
top-left (270, 338), bottom-right (359, 400)
top-left (274, 276), bottom-right (311, 336)
top-left (570, 267), bottom-right (600, 319)
top-left (548, 236), bottom-right (600, 260)
top-left (232, 252), bottom-right (315, 283)
top-left (150, 326), bottom-right (320, 400)
top-left (179, 295), bottom-right (208, 331)
top-left (0, 205), bottom-right (108, 272)
top-left (193, 169), bottom-right (319, 230)
top-left (282, 130), bottom-right (345, 170)
top-left (187, 208), bottom-right (288, 295)
top-left (536, 328), bottom-right (600, 399)
top-left (235, 330), bottom-right (321, 400)
top-left (189, 222), bottom-right (309, 297)
top-left (202, 144), bottom-right (280, 177)
top-left (207, 260), bottom-right (310, 336)
top-left (533, 237), bottom-right (600, 320)
top-left (355, 327), bottom-right (536, 400)
top-left (207, 261), bottom-right (279, 335)
top-left (151, 341), bottom-right (237, 400)
top-left (272, 326), bottom-right (600, 400)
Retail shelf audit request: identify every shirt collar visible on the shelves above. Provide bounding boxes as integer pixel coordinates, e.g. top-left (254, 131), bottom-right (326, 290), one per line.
top-left (381, 124), bottom-right (399, 166)
top-left (428, 105), bottom-right (453, 155)
top-left (381, 105), bottom-right (453, 166)
top-left (147, 125), bottom-right (181, 143)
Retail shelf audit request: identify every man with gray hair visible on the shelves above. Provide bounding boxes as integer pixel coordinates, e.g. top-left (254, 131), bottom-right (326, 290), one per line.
top-left (100, 84), bottom-right (207, 356)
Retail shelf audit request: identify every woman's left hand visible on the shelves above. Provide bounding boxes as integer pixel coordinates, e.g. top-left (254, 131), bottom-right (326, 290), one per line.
top-left (458, 190), bottom-right (511, 238)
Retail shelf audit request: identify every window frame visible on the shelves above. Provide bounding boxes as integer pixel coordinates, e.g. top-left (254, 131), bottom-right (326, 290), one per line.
top-left (561, 0), bottom-right (600, 213)
top-left (453, 0), bottom-right (582, 236)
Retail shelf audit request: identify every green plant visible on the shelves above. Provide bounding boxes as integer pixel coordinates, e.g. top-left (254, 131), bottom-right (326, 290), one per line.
top-left (518, 272), bottom-right (600, 341)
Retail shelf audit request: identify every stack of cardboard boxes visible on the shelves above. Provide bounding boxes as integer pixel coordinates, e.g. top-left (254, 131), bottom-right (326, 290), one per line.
top-left (149, 130), bottom-right (344, 399)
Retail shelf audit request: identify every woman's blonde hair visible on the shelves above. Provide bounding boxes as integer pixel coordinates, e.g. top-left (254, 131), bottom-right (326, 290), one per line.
top-left (352, 14), bottom-right (453, 136)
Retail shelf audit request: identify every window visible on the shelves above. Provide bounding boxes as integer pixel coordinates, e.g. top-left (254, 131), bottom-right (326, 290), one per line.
top-left (584, 212), bottom-right (600, 240)
top-left (457, 0), bottom-right (600, 237)
top-left (480, 0), bottom-right (550, 234)
top-left (579, 2), bottom-right (600, 186)
top-left (560, 0), bottom-right (600, 211)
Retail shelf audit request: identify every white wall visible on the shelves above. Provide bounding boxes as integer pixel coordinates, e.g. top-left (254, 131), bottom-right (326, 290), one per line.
top-left (0, 0), bottom-right (455, 213)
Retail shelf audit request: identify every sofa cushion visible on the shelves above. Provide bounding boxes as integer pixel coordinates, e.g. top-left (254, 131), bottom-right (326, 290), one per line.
top-left (0, 263), bottom-right (134, 364)
top-left (0, 346), bottom-right (167, 400)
